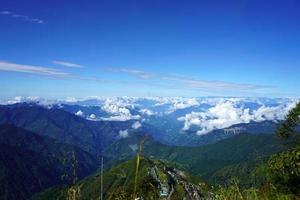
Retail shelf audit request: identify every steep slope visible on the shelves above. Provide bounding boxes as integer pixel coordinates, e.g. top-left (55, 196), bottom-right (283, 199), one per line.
top-left (104, 133), bottom-right (294, 183)
top-left (0, 103), bottom-right (132, 155)
top-left (0, 124), bottom-right (98, 200)
top-left (33, 157), bottom-right (208, 200)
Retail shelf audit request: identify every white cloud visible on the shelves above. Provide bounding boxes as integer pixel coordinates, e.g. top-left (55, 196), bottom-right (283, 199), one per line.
top-left (101, 115), bottom-right (140, 121)
top-left (3, 96), bottom-right (40, 104)
top-left (100, 98), bottom-right (140, 121)
top-left (107, 68), bottom-right (155, 79)
top-left (139, 108), bottom-right (155, 115)
top-left (106, 67), bottom-right (272, 91)
top-left (75, 110), bottom-right (84, 116)
top-left (148, 97), bottom-right (200, 113)
top-left (1, 96), bottom-right (297, 135)
top-left (167, 98), bottom-right (199, 113)
top-left (183, 79), bottom-right (266, 90)
top-left (119, 129), bottom-right (129, 138)
top-left (132, 121), bottom-right (142, 129)
top-left (102, 99), bottom-right (131, 115)
top-left (0, 61), bottom-right (69, 77)
top-left (0, 11), bottom-right (44, 24)
top-left (178, 99), bottom-right (297, 135)
top-left (253, 101), bottom-right (297, 122)
top-left (65, 97), bottom-right (78, 103)
top-left (53, 60), bottom-right (84, 68)
top-left (87, 114), bottom-right (97, 121)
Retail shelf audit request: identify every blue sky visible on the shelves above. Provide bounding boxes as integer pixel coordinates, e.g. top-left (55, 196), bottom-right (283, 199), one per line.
top-left (0, 0), bottom-right (299, 98)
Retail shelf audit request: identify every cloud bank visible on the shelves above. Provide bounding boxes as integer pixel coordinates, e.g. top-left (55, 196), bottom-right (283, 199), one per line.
top-left (1, 96), bottom-right (298, 136)
top-left (178, 99), bottom-right (298, 135)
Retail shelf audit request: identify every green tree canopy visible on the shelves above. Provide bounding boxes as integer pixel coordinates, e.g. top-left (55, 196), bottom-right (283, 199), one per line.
top-left (277, 101), bottom-right (300, 138)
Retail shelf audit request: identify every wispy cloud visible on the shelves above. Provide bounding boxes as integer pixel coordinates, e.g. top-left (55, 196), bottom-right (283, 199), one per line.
top-left (106, 67), bottom-right (273, 91)
top-left (53, 60), bottom-right (84, 68)
top-left (0, 59), bottom-right (276, 96)
top-left (0, 61), bottom-right (114, 84)
top-left (107, 68), bottom-right (155, 79)
top-left (0, 10), bottom-right (44, 24)
top-left (163, 74), bottom-right (273, 90)
top-left (0, 61), bottom-right (69, 77)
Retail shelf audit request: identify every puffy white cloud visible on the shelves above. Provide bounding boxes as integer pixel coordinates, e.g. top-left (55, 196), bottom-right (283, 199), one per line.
top-left (139, 108), bottom-right (155, 115)
top-left (87, 114), bottom-right (97, 121)
top-left (178, 99), bottom-right (298, 135)
top-left (169, 98), bottom-right (199, 112)
top-left (100, 98), bottom-right (140, 121)
top-left (119, 129), bottom-right (129, 138)
top-left (102, 101), bottom-right (131, 115)
top-left (132, 121), bottom-right (142, 129)
top-left (75, 110), bottom-right (84, 116)
top-left (151, 97), bottom-right (200, 113)
top-left (253, 100), bottom-right (298, 122)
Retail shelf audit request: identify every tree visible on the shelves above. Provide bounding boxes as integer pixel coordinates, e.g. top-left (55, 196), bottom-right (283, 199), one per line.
top-left (277, 102), bottom-right (300, 138)
top-left (266, 101), bottom-right (300, 195)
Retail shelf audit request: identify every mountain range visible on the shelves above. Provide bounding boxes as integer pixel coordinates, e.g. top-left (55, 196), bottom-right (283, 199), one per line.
top-left (0, 97), bottom-right (298, 199)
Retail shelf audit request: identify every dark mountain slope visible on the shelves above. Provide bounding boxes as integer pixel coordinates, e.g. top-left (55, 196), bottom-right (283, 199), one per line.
top-left (0, 124), bottom-right (98, 200)
top-left (0, 103), bottom-right (132, 155)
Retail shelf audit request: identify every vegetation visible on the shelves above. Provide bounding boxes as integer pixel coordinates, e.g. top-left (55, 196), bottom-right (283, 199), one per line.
top-left (0, 124), bottom-right (98, 200)
top-left (104, 131), bottom-right (294, 184)
top-left (33, 157), bottom-right (207, 200)
top-left (1, 102), bottom-right (300, 199)
top-left (213, 102), bottom-right (300, 199)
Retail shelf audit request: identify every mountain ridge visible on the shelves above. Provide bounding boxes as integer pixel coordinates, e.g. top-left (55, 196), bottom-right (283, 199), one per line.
top-left (0, 124), bottom-right (99, 200)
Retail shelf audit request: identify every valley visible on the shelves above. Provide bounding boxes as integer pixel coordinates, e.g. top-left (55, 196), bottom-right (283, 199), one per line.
top-left (1, 1), bottom-right (299, 199)
top-left (0, 98), bottom-right (299, 199)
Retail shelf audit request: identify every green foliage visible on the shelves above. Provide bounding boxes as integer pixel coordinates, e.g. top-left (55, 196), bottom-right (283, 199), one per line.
top-left (277, 102), bottom-right (300, 138)
top-left (214, 178), bottom-right (297, 200)
top-left (105, 132), bottom-right (291, 185)
top-left (33, 157), bottom-right (207, 200)
top-left (213, 102), bottom-right (300, 199)
top-left (266, 147), bottom-right (300, 195)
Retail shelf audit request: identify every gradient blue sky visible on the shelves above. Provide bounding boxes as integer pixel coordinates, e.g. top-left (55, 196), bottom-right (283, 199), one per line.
top-left (0, 0), bottom-right (299, 98)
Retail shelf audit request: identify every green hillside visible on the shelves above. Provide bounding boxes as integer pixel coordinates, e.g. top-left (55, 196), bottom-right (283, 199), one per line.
top-left (104, 132), bottom-right (295, 185)
top-left (33, 156), bottom-right (208, 200)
